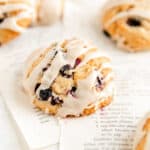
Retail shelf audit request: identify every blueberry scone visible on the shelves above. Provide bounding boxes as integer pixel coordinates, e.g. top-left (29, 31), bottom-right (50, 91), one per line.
top-left (101, 0), bottom-right (150, 52)
top-left (23, 38), bottom-right (114, 118)
top-left (36, 0), bottom-right (65, 25)
top-left (0, 0), bottom-right (35, 45)
top-left (134, 113), bottom-right (150, 150)
top-left (0, 0), bottom-right (65, 45)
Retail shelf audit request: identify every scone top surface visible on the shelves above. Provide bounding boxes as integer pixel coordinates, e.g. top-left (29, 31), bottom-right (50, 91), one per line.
top-left (134, 113), bottom-right (150, 150)
top-left (102, 0), bottom-right (150, 52)
top-left (23, 38), bottom-right (113, 117)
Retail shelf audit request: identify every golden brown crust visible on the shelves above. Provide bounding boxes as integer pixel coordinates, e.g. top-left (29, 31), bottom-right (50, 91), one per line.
top-left (17, 18), bottom-right (31, 27)
top-left (135, 117), bottom-right (150, 150)
top-left (33, 99), bottom-right (59, 115)
top-left (0, 18), bottom-right (31, 45)
top-left (0, 29), bottom-right (19, 45)
top-left (33, 96), bottom-right (113, 117)
top-left (82, 96), bottom-right (113, 116)
top-left (143, 118), bottom-right (150, 131)
top-left (0, 0), bottom-right (31, 5)
top-left (136, 134), bottom-right (147, 150)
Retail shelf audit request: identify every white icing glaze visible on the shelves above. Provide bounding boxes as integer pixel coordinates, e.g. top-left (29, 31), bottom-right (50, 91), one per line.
top-left (57, 70), bottom-right (99, 116)
top-left (134, 112), bottom-right (150, 150)
top-left (37, 50), bottom-right (66, 94)
top-left (105, 8), bottom-right (150, 27)
top-left (0, 1), bottom-right (35, 32)
top-left (103, 0), bottom-right (149, 12)
top-left (57, 74), bottom-right (114, 117)
top-left (65, 39), bottom-right (93, 66)
top-left (23, 39), bottom-right (113, 117)
top-left (103, 0), bottom-right (137, 12)
top-left (103, 0), bottom-right (150, 28)
top-left (24, 47), bottom-right (57, 96)
top-left (77, 50), bottom-right (106, 68)
top-left (36, 40), bottom-right (99, 94)
top-left (0, 0), bottom-right (64, 32)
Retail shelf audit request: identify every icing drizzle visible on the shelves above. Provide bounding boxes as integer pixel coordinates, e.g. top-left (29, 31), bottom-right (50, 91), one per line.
top-left (23, 39), bottom-right (113, 117)
top-left (103, 0), bottom-right (150, 27)
top-left (0, 1), bottom-right (35, 32)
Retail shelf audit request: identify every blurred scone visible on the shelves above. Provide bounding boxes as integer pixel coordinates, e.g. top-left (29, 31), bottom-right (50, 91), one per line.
top-left (101, 0), bottom-right (150, 52)
top-left (0, 0), bottom-right (35, 45)
top-left (23, 38), bottom-right (114, 118)
top-left (36, 0), bottom-right (64, 25)
top-left (134, 112), bottom-right (150, 150)
top-left (0, 0), bottom-right (64, 45)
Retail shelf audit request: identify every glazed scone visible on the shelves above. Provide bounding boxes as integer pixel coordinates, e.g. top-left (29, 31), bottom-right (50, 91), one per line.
top-left (101, 0), bottom-right (150, 52)
top-left (35, 0), bottom-right (65, 25)
top-left (0, 0), bottom-right (35, 45)
top-left (134, 112), bottom-right (150, 150)
top-left (23, 38), bottom-right (114, 118)
top-left (0, 0), bottom-right (65, 45)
